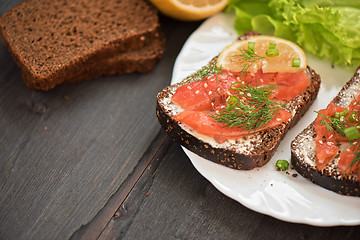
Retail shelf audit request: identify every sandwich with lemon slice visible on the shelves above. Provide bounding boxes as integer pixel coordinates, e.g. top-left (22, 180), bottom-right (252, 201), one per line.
top-left (156, 32), bottom-right (321, 170)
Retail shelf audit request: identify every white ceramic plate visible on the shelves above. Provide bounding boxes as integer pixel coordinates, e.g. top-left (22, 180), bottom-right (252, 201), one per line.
top-left (171, 13), bottom-right (360, 226)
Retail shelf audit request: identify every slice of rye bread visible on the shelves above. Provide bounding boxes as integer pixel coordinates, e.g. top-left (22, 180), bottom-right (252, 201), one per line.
top-left (0, 0), bottom-right (163, 90)
top-left (62, 33), bottom-right (165, 85)
top-left (156, 33), bottom-right (321, 170)
top-left (291, 67), bottom-right (360, 197)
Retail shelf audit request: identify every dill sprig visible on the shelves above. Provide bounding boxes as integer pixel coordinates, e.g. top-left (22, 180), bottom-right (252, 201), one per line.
top-left (348, 98), bottom-right (360, 171)
top-left (315, 110), bottom-right (360, 172)
top-left (184, 61), bottom-right (223, 84)
top-left (211, 47), bottom-right (282, 132)
top-left (232, 48), bottom-right (264, 79)
top-left (314, 111), bottom-right (350, 136)
top-left (352, 96), bottom-right (360, 108)
top-left (348, 143), bottom-right (360, 171)
top-left (212, 82), bottom-right (284, 132)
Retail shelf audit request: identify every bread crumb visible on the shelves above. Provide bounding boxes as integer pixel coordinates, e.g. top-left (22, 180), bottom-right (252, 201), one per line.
top-left (33, 102), bottom-right (46, 113)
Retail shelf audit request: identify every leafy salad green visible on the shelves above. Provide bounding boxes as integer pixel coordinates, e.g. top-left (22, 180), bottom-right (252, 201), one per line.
top-left (227, 0), bottom-right (360, 66)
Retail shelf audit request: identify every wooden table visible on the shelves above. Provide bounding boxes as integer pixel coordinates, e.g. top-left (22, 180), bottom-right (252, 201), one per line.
top-left (1, 1), bottom-right (359, 239)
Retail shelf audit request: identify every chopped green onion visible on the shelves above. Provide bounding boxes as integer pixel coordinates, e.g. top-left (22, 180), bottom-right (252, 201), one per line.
top-left (349, 111), bottom-right (358, 123)
top-left (266, 43), bottom-right (279, 57)
top-left (266, 48), bottom-right (279, 57)
top-left (248, 41), bottom-right (255, 52)
top-left (276, 159), bottom-right (289, 171)
top-left (292, 58), bottom-right (300, 68)
top-left (344, 126), bottom-right (360, 141)
top-left (269, 42), bottom-right (276, 49)
top-left (227, 96), bottom-right (238, 105)
top-left (341, 109), bottom-right (350, 117)
top-left (335, 109), bottom-right (349, 119)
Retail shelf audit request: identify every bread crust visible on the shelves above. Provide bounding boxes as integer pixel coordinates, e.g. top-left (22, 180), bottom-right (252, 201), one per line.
top-left (47, 32), bottom-right (165, 86)
top-left (156, 35), bottom-right (321, 170)
top-left (291, 67), bottom-right (360, 196)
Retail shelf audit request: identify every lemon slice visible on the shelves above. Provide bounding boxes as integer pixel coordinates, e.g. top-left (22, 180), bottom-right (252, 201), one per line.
top-left (217, 35), bottom-right (307, 73)
top-left (149, 0), bottom-right (228, 21)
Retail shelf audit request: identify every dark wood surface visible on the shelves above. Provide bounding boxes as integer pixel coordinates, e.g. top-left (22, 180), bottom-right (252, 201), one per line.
top-left (0, 1), bottom-right (359, 240)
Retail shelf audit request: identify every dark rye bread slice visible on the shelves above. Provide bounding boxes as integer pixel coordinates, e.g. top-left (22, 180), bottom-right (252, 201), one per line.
top-left (62, 33), bottom-right (165, 85)
top-left (156, 34), bottom-right (321, 170)
top-left (291, 67), bottom-right (360, 197)
top-left (0, 0), bottom-right (162, 90)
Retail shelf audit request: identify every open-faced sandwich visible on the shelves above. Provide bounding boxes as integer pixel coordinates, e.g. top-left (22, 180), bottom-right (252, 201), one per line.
top-left (291, 67), bottom-right (360, 196)
top-left (157, 32), bottom-right (321, 170)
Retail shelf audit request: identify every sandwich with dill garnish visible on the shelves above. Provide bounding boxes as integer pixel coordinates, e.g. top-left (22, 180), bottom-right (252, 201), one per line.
top-left (291, 68), bottom-right (360, 196)
top-left (156, 32), bottom-right (321, 170)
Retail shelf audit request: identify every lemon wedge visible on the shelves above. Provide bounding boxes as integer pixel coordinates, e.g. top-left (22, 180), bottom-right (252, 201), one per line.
top-left (149, 0), bottom-right (228, 21)
top-left (217, 35), bottom-right (307, 73)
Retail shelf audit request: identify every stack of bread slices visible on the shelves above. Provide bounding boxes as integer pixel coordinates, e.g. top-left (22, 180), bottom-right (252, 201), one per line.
top-left (0, 0), bottom-right (165, 90)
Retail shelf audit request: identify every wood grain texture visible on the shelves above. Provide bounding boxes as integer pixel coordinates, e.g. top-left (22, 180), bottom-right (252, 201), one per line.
top-left (98, 141), bottom-right (360, 240)
top-left (70, 131), bottom-right (173, 240)
top-left (0, 0), bottom-right (202, 239)
top-left (2, 1), bottom-right (359, 239)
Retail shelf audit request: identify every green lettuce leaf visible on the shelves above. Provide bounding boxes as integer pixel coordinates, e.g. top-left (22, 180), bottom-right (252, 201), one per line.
top-left (227, 0), bottom-right (360, 66)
